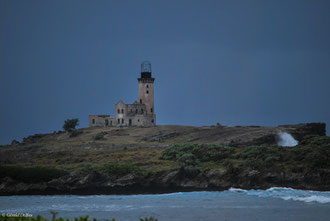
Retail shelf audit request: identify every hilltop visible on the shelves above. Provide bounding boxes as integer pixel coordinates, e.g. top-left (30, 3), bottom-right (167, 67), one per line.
top-left (0, 123), bottom-right (329, 195)
top-left (0, 123), bottom-right (325, 170)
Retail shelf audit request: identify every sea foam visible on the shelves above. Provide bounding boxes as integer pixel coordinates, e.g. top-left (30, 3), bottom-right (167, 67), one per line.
top-left (281, 195), bottom-right (330, 204)
top-left (229, 187), bottom-right (330, 204)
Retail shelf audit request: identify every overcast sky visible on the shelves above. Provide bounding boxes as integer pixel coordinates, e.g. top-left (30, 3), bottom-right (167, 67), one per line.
top-left (1, 0), bottom-right (330, 144)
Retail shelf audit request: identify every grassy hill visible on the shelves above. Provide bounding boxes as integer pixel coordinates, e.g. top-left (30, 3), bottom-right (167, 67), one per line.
top-left (0, 123), bottom-right (325, 172)
top-left (0, 123), bottom-right (329, 194)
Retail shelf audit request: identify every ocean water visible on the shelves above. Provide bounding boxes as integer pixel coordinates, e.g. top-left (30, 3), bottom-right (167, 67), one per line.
top-left (1, 188), bottom-right (330, 221)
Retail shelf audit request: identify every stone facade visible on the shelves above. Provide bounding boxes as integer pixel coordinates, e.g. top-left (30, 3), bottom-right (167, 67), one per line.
top-left (89, 61), bottom-right (156, 127)
top-left (88, 115), bottom-right (112, 127)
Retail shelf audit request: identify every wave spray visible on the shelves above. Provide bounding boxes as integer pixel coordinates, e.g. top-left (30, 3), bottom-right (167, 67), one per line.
top-left (277, 132), bottom-right (298, 146)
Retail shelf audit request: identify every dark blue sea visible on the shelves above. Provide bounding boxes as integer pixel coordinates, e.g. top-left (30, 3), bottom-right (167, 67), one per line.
top-left (1, 187), bottom-right (330, 221)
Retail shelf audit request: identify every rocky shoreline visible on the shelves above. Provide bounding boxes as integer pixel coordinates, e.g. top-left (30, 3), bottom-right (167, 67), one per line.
top-left (1, 165), bottom-right (329, 196)
top-left (1, 122), bottom-right (328, 196)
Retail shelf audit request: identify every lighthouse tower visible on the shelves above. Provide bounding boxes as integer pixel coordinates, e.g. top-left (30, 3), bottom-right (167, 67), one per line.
top-left (89, 61), bottom-right (156, 127)
top-left (138, 61), bottom-right (155, 118)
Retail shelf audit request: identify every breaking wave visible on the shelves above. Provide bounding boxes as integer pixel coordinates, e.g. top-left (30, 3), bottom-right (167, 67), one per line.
top-left (281, 195), bottom-right (330, 204)
top-left (229, 187), bottom-right (330, 204)
top-left (228, 187), bottom-right (247, 193)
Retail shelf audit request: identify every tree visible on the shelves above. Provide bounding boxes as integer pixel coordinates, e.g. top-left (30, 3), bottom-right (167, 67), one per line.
top-left (63, 118), bottom-right (79, 132)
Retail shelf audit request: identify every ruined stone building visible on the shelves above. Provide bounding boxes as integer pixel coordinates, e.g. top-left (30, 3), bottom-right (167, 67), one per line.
top-left (89, 61), bottom-right (156, 127)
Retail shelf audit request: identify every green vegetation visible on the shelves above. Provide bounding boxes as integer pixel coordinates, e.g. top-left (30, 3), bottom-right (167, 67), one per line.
top-left (78, 163), bottom-right (151, 176)
top-left (2, 136), bottom-right (328, 184)
top-left (237, 144), bottom-right (286, 168)
top-left (160, 144), bottom-right (234, 166)
top-left (237, 136), bottom-right (330, 169)
top-left (300, 135), bottom-right (330, 147)
top-left (94, 132), bottom-right (107, 140)
top-left (0, 165), bottom-right (67, 183)
top-left (160, 136), bottom-right (330, 171)
top-left (96, 163), bottom-right (140, 175)
top-left (63, 119), bottom-right (79, 132)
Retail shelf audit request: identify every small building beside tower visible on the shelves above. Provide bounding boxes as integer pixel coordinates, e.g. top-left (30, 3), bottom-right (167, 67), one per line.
top-left (89, 61), bottom-right (156, 127)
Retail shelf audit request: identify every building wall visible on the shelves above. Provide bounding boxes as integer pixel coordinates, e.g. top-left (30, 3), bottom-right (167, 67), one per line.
top-left (138, 78), bottom-right (154, 115)
top-left (89, 63), bottom-right (156, 128)
top-left (89, 115), bottom-right (114, 127)
top-left (89, 112), bottom-right (156, 127)
top-left (126, 103), bottom-right (146, 116)
top-left (115, 101), bottom-right (127, 125)
top-left (131, 114), bottom-right (156, 127)
top-left (113, 101), bottom-right (155, 127)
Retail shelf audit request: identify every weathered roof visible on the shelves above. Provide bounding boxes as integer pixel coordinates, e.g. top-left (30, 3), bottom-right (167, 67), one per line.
top-left (115, 100), bottom-right (125, 105)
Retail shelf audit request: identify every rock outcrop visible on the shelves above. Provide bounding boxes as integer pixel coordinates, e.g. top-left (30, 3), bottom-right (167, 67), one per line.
top-left (281, 122), bottom-right (326, 142)
top-left (1, 166), bottom-right (329, 195)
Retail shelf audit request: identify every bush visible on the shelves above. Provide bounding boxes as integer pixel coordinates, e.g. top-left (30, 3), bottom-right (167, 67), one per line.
top-left (177, 153), bottom-right (199, 166)
top-left (290, 136), bottom-right (330, 168)
top-left (160, 144), bottom-right (193, 161)
top-left (94, 132), bottom-right (107, 140)
top-left (160, 139), bottom-right (330, 171)
top-left (300, 135), bottom-right (330, 147)
top-left (238, 141), bottom-right (330, 169)
top-left (98, 163), bottom-right (139, 176)
top-left (192, 145), bottom-right (234, 161)
top-left (0, 165), bottom-right (67, 183)
top-left (160, 144), bottom-right (235, 166)
top-left (302, 146), bottom-right (330, 168)
top-left (238, 145), bottom-right (285, 168)
top-left (63, 118), bottom-right (79, 132)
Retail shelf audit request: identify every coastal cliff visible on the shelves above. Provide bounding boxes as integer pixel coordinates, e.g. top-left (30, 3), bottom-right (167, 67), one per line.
top-left (0, 122), bottom-right (328, 195)
top-left (1, 164), bottom-right (329, 195)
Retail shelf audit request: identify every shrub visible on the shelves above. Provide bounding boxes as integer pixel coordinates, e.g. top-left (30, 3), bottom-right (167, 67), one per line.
top-left (300, 135), bottom-right (330, 147)
top-left (160, 144), bottom-right (235, 166)
top-left (98, 163), bottom-right (139, 176)
top-left (177, 152), bottom-right (199, 166)
top-left (94, 132), bottom-right (107, 140)
top-left (193, 145), bottom-right (234, 161)
top-left (238, 142), bottom-right (330, 169)
top-left (303, 146), bottom-right (330, 168)
top-left (0, 165), bottom-right (67, 183)
top-left (160, 144), bottom-right (193, 161)
top-left (63, 118), bottom-right (79, 132)
top-left (160, 140), bottom-right (330, 171)
top-left (239, 145), bottom-right (283, 160)
top-left (237, 145), bottom-right (286, 168)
